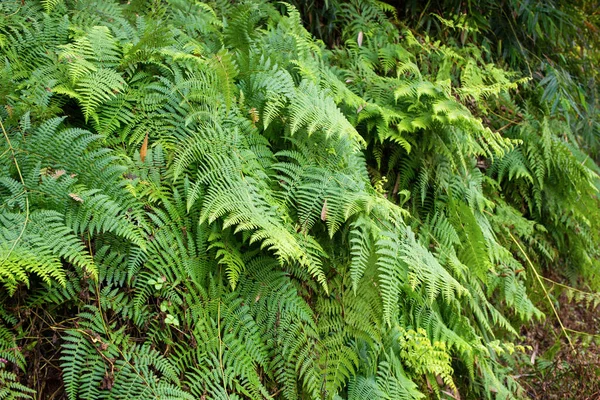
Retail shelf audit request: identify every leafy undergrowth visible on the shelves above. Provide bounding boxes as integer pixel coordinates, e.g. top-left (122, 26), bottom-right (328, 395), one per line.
top-left (516, 273), bottom-right (600, 399)
top-left (1, 1), bottom-right (599, 399)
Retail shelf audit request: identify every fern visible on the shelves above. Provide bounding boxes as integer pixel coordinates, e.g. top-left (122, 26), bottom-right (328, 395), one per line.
top-left (0, 1), bottom-right (598, 399)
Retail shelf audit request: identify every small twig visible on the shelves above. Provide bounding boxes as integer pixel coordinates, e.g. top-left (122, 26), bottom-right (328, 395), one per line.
top-left (542, 276), bottom-right (600, 299)
top-left (564, 328), bottom-right (600, 339)
top-left (530, 343), bottom-right (538, 364)
top-left (509, 232), bottom-right (575, 351)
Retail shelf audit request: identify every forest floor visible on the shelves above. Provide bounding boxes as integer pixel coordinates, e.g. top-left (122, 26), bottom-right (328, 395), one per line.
top-left (516, 272), bottom-right (600, 399)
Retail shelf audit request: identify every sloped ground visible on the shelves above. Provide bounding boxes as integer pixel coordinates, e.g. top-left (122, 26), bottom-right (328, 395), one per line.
top-left (517, 279), bottom-right (600, 399)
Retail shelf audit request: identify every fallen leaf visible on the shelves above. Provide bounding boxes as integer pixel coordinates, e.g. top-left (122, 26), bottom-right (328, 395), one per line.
top-left (69, 193), bottom-right (83, 203)
top-left (52, 169), bottom-right (66, 179)
top-left (140, 132), bottom-right (149, 162)
top-left (320, 199), bottom-right (328, 221)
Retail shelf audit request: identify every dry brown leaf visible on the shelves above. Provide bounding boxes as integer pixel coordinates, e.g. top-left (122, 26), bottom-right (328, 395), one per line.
top-left (140, 132), bottom-right (149, 162)
top-left (320, 198), bottom-right (328, 221)
top-left (52, 169), bottom-right (66, 179)
top-left (69, 193), bottom-right (83, 203)
top-left (249, 107), bottom-right (259, 125)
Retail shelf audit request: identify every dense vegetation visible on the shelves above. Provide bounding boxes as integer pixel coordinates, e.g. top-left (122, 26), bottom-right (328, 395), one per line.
top-left (1, 0), bottom-right (599, 398)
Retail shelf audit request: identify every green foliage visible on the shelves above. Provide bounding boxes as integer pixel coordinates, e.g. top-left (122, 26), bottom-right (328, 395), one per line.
top-left (0, 0), bottom-right (598, 399)
top-left (0, 319), bottom-right (34, 399)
